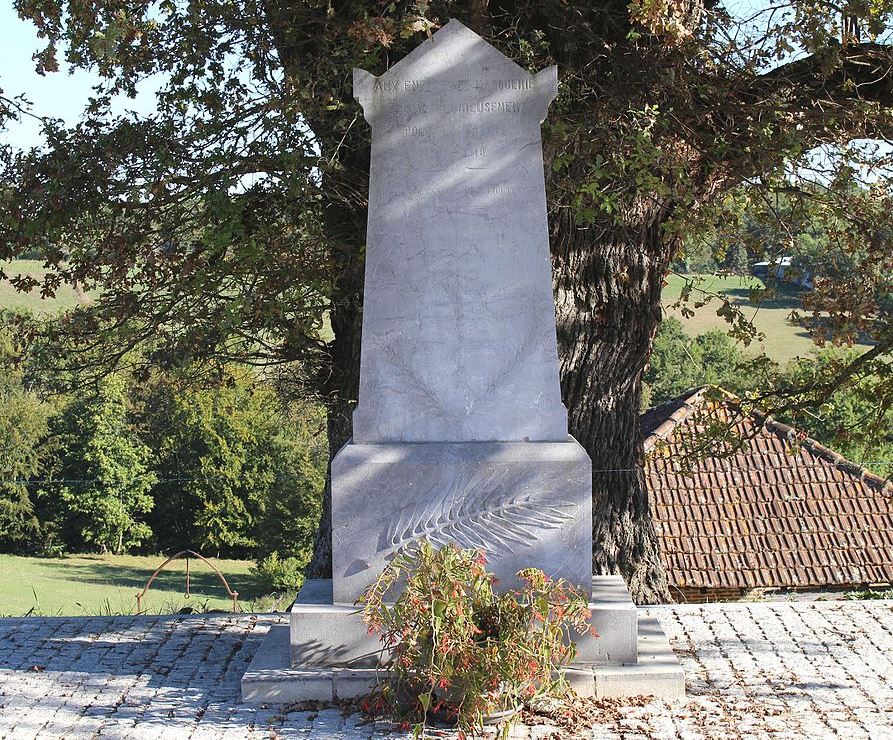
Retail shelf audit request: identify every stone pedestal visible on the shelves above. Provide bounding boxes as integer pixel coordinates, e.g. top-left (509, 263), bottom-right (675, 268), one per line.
top-left (290, 577), bottom-right (636, 668)
top-left (242, 576), bottom-right (684, 702)
top-left (331, 439), bottom-right (592, 604)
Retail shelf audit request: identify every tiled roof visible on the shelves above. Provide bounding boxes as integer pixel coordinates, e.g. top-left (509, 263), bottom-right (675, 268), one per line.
top-left (642, 387), bottom-right (893, 591)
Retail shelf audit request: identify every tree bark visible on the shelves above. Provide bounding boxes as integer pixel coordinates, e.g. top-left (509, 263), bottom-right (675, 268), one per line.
top-left (550, 196), bottom-right (674, 604)
top-left (305, 143), bottom-right (368, 580)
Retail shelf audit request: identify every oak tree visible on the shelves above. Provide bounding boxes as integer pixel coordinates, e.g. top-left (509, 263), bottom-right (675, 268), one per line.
top-left (2, 0), bottom-right (892, 600)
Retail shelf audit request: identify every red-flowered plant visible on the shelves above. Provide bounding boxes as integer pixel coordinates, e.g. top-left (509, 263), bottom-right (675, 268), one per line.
top-left (358, 540), bottom-right (596, 738)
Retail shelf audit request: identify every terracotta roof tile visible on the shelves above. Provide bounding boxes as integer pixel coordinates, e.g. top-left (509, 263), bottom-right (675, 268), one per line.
top-left (643, 387), bottom-right (893, 592)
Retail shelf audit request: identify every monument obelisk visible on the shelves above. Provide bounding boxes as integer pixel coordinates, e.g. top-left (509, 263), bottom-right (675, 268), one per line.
top-left (241, 20), bottom-right (684, 702)
top-left (332, 18), bottom-right (591, 604)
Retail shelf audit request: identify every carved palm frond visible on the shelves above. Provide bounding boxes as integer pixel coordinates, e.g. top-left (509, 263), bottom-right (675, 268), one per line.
top-left (377, 467), bottom-right (576, 557)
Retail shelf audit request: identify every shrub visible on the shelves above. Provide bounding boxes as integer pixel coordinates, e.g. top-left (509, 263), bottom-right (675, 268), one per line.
top-left (50, 375), bottom-right (156, 554)
top-left (0, 346), bottom-right (50, 551)
top-left (779, 349), bottom-right (893, 477)
top-left (0, 316), bottom-right (58, 553)
top-left (252, 405), bottom-right (326, 564)
top-left (144, 369), bottom-right (326, 559)
top-left (358, 540), bottom-right (594, 737)
top-left (644, 318), bottom-right (742, 405)
top-left (252, 552), bottom-right (305, 592)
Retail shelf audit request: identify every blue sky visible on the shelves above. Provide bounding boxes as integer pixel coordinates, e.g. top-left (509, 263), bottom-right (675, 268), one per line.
top-left (0, 2), bottom-right (159, 150)
top-left (0, 0), bottom-right (804, 152)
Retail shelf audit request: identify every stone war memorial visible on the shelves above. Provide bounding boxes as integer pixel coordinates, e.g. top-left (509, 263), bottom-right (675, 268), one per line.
top-left (242, 19), bottom-right (683, 702)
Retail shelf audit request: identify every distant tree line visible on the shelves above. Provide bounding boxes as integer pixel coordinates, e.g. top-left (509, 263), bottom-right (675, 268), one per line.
top-left (0, 313), bottom-right (326, 589)
top-left (675, 184), bottom-right (893, 324)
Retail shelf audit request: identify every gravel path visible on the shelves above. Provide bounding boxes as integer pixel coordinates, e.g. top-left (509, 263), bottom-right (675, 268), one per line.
top-left (1, 601), bottom-right (892, 738)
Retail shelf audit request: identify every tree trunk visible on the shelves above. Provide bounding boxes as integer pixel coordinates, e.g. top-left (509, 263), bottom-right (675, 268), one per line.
top-left (305, 145), bottom-right (368, 580)
top-left (550, 198), bottom-right (673, 604)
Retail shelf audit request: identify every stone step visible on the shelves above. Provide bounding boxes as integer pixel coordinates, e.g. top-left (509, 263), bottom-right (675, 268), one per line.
top-left (580, 575), bottom-right (638, 666)
top-left (289, 580), bottom-right (378, 668)
top-left (290, 576), bottom-right (639, 669)
top-left (243, 611), bottom-right (684, 703)
top-left (590, 614), bottom-right (686, 699)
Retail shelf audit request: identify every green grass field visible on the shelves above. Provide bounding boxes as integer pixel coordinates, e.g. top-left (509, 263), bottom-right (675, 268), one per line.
top-left (0, 263), bottom-right (840, 363)
top-left (661, 272), bottom-right (864, 364)
top-left (0, 261), bottom-right (866, 365)
top-left (0, 260), bottom-right (91, 314)
top-left (0, 260), bottom-right (339, 345)
top-left (0, 553), bottom-right (283, 617)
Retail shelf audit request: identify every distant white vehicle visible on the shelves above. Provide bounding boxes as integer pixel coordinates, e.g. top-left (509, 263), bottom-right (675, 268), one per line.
top-left (751, 255), bottom-right (813, 288)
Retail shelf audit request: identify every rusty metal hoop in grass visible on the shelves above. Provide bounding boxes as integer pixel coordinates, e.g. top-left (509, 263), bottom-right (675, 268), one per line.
top-left (135, 550), bottom-right (240, 614)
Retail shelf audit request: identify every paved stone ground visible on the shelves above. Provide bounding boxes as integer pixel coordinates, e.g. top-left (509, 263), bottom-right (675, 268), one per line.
top-left (1, 601), bottom-right (892, 739)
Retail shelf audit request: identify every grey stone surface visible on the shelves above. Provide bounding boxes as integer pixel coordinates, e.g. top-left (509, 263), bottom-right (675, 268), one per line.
top-left (331, 440), bottom-right (593, 603)
top-left (591, 616), bottom-right (685, 699)
top-left (333, 669), bottom-right (381, 700)
top-left (290, 577), bottom-right (637, 670)
top-left (252, 594), bottom-right (678, 704)
top-left (3, 602), bottom-right (893, 737)
top-left (287, 20), bottom-right (640, 699)
top-left (562, 668), bottom-right (596, 699)
top-left (351, 18), bottom-right (566, 443)
top-left (242, 626), bottom-right (334, 703)
top-left (324, 19), bottom-right (594, 612)
top-left (290, 581), bottom-right (382, 667)
top-left (576, 576), bottom-right (638, 666)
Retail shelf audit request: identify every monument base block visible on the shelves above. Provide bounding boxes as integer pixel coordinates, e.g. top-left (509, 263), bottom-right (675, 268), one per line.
top-left (241, 576), bottom-right (685, 703)
top-left (331, 439), bottom-right (594, 605)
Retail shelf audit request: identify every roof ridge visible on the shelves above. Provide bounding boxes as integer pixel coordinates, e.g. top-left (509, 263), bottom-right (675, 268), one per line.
top-left (755, 411), bottom-right (892, 492)
top-left (642, 385), bottom-right (710, 453)
top-left (642, 386), bottom-right (892, 492)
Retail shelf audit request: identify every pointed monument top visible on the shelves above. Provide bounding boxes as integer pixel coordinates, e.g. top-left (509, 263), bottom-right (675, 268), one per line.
top-left (381, 19), bottom-right (529, 79)
top-left (353, 19), bottom-right (557, 124)
top-left (349, 16), bottom-right (565, 443)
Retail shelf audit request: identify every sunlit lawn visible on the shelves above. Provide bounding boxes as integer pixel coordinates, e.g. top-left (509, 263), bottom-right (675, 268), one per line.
top-left (0, 553), bottom-right (287, 616)
top-left (0, 260), bottom-right (91, 314)
top-left (661, 273), bottom-right (872, 364)
top-left (1, 261), bottom-right (340, 347)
